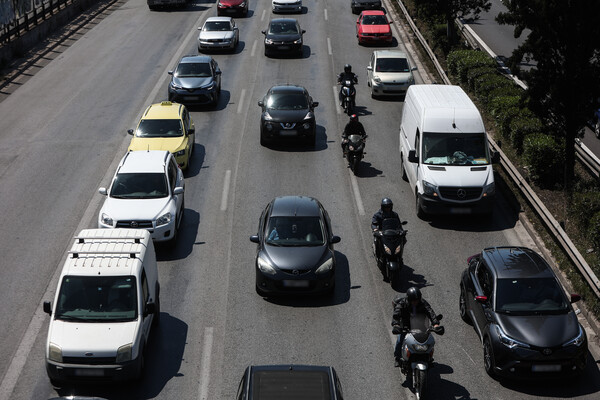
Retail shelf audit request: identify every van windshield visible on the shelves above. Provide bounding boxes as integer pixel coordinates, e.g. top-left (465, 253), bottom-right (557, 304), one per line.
top-left (422, 132), bottom-right (489, 165)
top-left (55, 276), bottom-right (138, 322)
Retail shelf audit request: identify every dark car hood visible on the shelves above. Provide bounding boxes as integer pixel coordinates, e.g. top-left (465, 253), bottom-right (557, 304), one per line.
top-left (266, 34), bottom-right (301, 42)
top-left (173, 76), bottom-right (213, 89)
top-left (265, 109), bottom-right (309, 122)
top-left (263, 245), bottom-right (329, 271)
top-left (496, 312), bottom-right (579, 347)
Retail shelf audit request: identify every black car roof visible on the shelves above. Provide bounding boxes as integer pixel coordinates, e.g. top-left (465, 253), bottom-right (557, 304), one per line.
top-left (270, 196), bottom-right (321, 217)
top-left (268, 84), bottom-right (307, 94)
top-left (482, 246), bottom-right (555, 279)
top-left (247, 365), bottom-right (334, 400)
top-left (269, 18), bottom-right (298, 24)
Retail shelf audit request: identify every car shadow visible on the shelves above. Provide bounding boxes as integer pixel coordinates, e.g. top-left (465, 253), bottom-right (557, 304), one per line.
top-left (199, 41), bottom-right (245, 56)
top-left (423, 206), bottom-right (518, 233)
top-left (263, 124), bottom-right (328, 152)
top-left (265, 46), bottom-right (310, 59)
top-left (154, 4), bottom-right (211, 12)
top-left (186, 90), bottom-right (231, 113)
top-left (54, 313), bottom-right (188, 399)
top-left (262, 250), bottom-right (351, 307)
top-left (416, 363), bottom-right (477, 400)
top-left (183, 143), bottom-right (206, 178)
top-left (371, 94), bottom-right (406, 102)
top-left (156, 208), bottom-right (201, 261)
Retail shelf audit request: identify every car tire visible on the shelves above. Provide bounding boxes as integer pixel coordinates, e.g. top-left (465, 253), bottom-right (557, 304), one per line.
top-left (459, 287), bottom-right (472, 324)
top-left (371, 87), bottom-right (376, 99)
top-left (483, 338), bottom-right (496, 378)
top-left (351, 6), bottom-right (357, 14)
top-left (264, 47), bottom-right (269, 57)
top-left (255, 284), bottom-right (267, 296)
top-left (260, 133), bottom-right (268, 147)
top-left (595, 119), bottom-right (600, 139)
top-left (416, 193), bottom-right (425, 220)
top-left (400, 154), bottom-right (408, 181)
top-left (136, 344), bottom-right (146, 381)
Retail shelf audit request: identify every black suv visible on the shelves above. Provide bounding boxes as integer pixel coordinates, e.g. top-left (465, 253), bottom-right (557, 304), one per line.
top-left (459, 246), bottom-right (587, 379)
top-left (258, 85), bottom-right (318, 146)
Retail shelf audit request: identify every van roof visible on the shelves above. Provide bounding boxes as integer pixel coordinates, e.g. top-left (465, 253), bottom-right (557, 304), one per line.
top-left (60, 229), bottom-right (151, 277)
top-left (407, 85), bottom-right (485, 133)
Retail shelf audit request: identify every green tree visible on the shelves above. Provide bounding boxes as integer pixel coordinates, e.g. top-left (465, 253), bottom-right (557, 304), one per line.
top-left (497, 0), bottom-right (600, 189)
top-left (416, 0), bottom-right (491, 43)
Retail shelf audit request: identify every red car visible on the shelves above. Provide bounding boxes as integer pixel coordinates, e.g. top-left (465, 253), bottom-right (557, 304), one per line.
top-left (217, 0), bottom-right (248, 17)
top-left (356, 10), bottom-right (393, 45)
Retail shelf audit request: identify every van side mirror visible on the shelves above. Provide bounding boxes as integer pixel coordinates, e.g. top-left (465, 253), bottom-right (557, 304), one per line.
top-left (43, 301), bottom-right (52, 315)
top-left (491, 151), bottom-right (500, 164)
top-left (331, 235), bottom-right (341, 244)
top-left (408, 150), bottom-right (418, 163)
top-left (99, 187), bottom-right (108, 196)
top-left (144, 302), bottom-right (156, 317)
top-left (570, 293), bottom-right (581, 303)
top-left (250, 235), bottom-right (260, 243)
top-left (173, 187), bottom-right (184, 196)
top-left (367, 66), bottom-right (373, 71)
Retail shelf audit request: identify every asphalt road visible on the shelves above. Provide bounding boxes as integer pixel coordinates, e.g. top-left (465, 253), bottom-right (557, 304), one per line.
top-left (0, 0), bottom-right (599, 399)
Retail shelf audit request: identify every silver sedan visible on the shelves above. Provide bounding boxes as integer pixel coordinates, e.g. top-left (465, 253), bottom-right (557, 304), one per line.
top-left (198, 17), bottom-right (239, 52)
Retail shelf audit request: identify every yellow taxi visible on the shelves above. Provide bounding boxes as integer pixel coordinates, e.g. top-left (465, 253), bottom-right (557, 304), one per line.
top-left (127, 101), bottom-right (195, 170)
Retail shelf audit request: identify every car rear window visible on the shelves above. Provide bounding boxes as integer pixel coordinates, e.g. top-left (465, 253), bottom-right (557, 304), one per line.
top-left (252, 370), bottom-right (331, 400)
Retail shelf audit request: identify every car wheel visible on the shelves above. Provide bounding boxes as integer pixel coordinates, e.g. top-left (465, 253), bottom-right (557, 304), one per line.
top-left (416, 193), bottom-right (425, 219)
top-left (483, 338), bottom-right (496, 377)
top-left (371, 87), bottom-right (376, 99)
top-left (255, 284), bottom-right (267, 296)
top-left (264, 47), bottom-right (269, 57)
top-left (260, 133), bottom-right (268, 147)
top-left (351, 6), bottom-right (357, 14)
top-left (400, 154), bottom-right (408, 181)
top-left (459, 287), bottom-right (472, 324)
top-left (595, 119), bottom-right (600, 139)
top-left (135, 343), bottom-right (146, 381)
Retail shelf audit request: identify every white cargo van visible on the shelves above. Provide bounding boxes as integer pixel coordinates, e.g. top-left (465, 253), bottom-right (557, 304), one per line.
top-left (399, 85), bottom-right (499, 218)
top-left (44, 229), bottom-right (159, 384)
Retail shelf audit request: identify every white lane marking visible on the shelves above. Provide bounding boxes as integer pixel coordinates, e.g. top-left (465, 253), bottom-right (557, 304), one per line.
top-left (324, 9), bottom-right (328, 21)
top-left (198, 327), bottom-right (214, 400)
top-left (0, 11), bottom-right (209, 400)
top-left (220, 170), bottom-right (232, 211)
top-left (237, 89), bottom-right (246, 114)
top-left (332, 86), bottom-right (341, 114)
top-left (350, 173), bottom-right (365, 215)
top-left (327, 37), bottom-right (332, 55)
top-left (261, 9), bottom-right (266, 21)
top-left (250, 40), bottom-right (257, 57)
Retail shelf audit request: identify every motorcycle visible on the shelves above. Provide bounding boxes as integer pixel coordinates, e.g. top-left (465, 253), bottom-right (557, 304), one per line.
top-left (339, 78), bottom-right (357, 115)
top-left (343, 134), bottom-right (367, 174)
top-left (374, 217), bottom-right (407, 286)
top-left (395, 314), bottom-right (444, 400)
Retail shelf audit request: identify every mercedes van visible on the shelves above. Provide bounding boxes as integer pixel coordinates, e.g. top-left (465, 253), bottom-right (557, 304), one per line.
top-left (43, 229), bottom-right (159, 384)
top-left (399, 85), bottom-right (499, 218)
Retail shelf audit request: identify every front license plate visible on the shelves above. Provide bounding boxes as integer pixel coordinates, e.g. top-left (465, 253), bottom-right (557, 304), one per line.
top-left (449, 207), bottom-right (471, 214)
top-left (74, 368), bottom-right (104, 377)
top-left (283, 280), bottom-right (309, 288)
top-left (280, 130), bottom-right (297, 136)
top-left (184, 96), bottom-right (199, 101)
top-left (532, 364), bottom-right (561, 372)
top-left (278, 46), bottom-right (290, 50)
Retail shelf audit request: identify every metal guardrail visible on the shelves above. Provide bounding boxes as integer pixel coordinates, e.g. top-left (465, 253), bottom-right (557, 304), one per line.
top-left (1, 0), bottom-right (74, 44)
top-left (394, 1), bottom-right (600, 298)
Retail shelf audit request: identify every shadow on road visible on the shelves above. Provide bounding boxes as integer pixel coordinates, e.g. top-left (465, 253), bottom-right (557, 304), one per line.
top-left (156, 208), bottom-right (201, 261)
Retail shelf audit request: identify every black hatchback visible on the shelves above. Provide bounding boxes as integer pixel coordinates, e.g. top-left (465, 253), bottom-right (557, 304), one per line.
top-left (258, 85), bottom-right (318, 146)
top-left (262, 18), bottom-right (305, 57)
top-left (459, 246), bottom-right (587, 379)
top-left (250, 196), bottom-right (340, 296)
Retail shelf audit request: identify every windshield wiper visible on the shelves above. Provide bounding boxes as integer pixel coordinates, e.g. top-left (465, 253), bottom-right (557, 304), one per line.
top-left (56, 315), bottom-right (91, 321)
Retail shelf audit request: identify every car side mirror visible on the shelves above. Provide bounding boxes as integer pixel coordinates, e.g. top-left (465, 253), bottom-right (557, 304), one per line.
top-left (250, 235), bottom-right (259, 243)
top-left (99, 187), bottom-right (108, 196)
top-left (302, 30), bottom-right (306, 34)
top-left (188, 127), bottom-right (195, 135)
top-left (173, 187), bottom-right (184, 195)
top-left (389, 20), bottom-right (393, 24)
top-left (331, 235), bottom-right (341, 244)
top-left (436, 314), bottom-right (443, 321)
top-left (168, 70), bottom-right (173, 75)
top-left (216, 69), bottom-right (222, 75)
top-left (475, 295), bottom-right (488, 304)
top-left (491, 151), bottom-right (500, 164)
top-left (408, 150), bottom-right (418, 163)
top-left (312, 101), bottom-right (319, 107)
top-left (197, 27), bottom-right (201, 31)
top-left (570, 293), bottom-right (581, 303)
top-left (43, 301), bottom-right (52, 315)
top-left (258, 101), bottom-right (264, 107)
top-left (261, 30), bottom-right (266, 35)
top-left (411, 67), bottom-right (417, 71)
top-left (144, 302), bottom-right (156, 317)
top-left (401, 221), bottom-right (408, 225)
top-left (367, 66), bottom-right (372, 71)
top-left (127, 129), bottom-right (134, 135)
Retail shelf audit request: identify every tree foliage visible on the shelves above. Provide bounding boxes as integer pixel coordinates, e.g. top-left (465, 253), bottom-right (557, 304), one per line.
top-left (497, 0), bottom-right (600, 188)
top-left (415, 0), bottom-right (491, 42)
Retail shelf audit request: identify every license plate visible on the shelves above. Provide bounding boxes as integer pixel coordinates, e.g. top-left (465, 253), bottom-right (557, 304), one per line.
top-left (184, 96), bottom-right (199, 101)
top-left (449, 207), bottom-right (471, 214)
top-left (532, 364), bottom-right (561, 372)
top-left (278, 46), bottom-right (290, 50)
top-left (74, 368), bottom-right (104, 377)
top-left (280, 130), bottom-right (297, 136)
top-left (283, 280), bottom-right (309, 288)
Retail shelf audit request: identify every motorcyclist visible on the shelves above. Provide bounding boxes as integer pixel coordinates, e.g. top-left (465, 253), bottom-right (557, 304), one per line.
top-left (341, 114), bottom-right (366, 156)
top-left (371, 198), bottom-right (402, 273)
top-left (337, 64), bottom-right (358, 106)
top-left (391, 287), bottom-right (440, 369)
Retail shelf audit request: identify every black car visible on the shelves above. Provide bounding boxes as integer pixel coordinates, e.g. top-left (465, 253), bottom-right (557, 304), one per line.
top-left (262, 18), bottom-right (305, 57)
top-left (249, 196), bottom-right (340, 296)
top-left (351, 0), bottom-right (381, 14)
top-left (167, 55), bottom-right (222, 106)
top-left (459, 246), bottom-right (587, 379)
top-left (237, 365), bottom-right (344, 399)
top-left (258, 84), bottom-right (318, 146)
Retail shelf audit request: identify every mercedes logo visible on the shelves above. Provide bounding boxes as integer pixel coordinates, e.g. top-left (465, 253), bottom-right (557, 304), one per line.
top-left (130, 221), bottom-right (139, 228)
top-left (457, 189), bottom-right (467, 199)
top-left (542, 348), bottom-right (552, 355)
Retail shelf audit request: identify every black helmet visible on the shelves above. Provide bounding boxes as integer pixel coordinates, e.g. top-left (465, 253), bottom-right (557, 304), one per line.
top-left (344, 64), bottom-right (352, 74)
top-left (407, 287), bottom-right (422, 302)
top-left (381, 197), bottom-right (393, 212)
top-left (350, 114), bottom-right (358, 122)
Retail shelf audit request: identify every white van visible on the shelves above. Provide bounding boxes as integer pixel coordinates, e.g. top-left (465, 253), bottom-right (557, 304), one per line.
top-left (399, 85), bottom-right (499, 218)
top-left (44, 228), bottom-right (159, 384)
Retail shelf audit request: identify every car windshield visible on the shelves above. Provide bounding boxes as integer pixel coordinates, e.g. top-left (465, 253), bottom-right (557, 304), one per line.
top-left (422, 132), bottom-right (489, 165)
top-left (110, 173), bottom-right (168, 199)
top-left (55, 276), bottom-right (138, 322)
top-left (136, 119), bottom-right (183, 138)
top-left (268, 21), bottom-right (299, 35)
top-left (175, 62), bottom-right (212, 78)
top-left (204, 21), bottom-right (232, 31)
top-left (376, 57), bottom-right (410, 73)
top-left (266, 93), bottom-right (308, 110)
top-left (495, 278), bottom-right (569, 315)
top-left (362, 15), bottom-right (388, 25)
top-left (266, 216), bottom-right (325, 246)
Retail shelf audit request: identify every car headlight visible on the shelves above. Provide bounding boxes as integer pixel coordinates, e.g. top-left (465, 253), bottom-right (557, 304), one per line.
top-left (422, 180), bottom-right (438, 197)
top-left (263, 111), bottom-right (273, 121)
top-left (175, 149), bottom-right (186, 156)
top-left (563, 325), bottom-right (585, 347)
top-left (239, 1), bottom-right (246, 6)
top-left (384, 244), bottom-right (392, 255)
top-left (303, 111), bottom-right (313, 120)
top-left (315, 258), bottom-right (334, 274)
top-left (483, 181), bottom-right (495, 197)
top-left (48, 343), bottom-right (63, 363)
top-left (203, 82), bottom-right (215, 91)
top-left (257, 256), bottom-right (277, 275)
top-left (116, 343), bottom-right (132, 363)
top-left (170, 82), bottom-right (183, 89)
top-left (265, 38), bottom-right (274, 45)
top-left (156, 212), bottom-right (172, 227)
top-left (495, 325), bottom-right (530, 349)
top-left (293, 38), bottom-right (302, 44)
top-left (414, 343), bottom-right (429, 352)
top-left (373, 76), bottom-right (382, 84)
top-left (101, 213), bottom-right (113, 226)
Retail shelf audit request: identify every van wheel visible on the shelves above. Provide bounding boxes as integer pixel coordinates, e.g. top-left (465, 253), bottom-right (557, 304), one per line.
top-left (400, 154), bottom-right (408, 181)
top-left (416, 194), bottom-right (425, 219)
top-left (136, 344), bottom-right (146, 381)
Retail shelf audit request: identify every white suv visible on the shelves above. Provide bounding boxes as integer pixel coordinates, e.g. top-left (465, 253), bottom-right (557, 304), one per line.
top-left (98, 151), bottom-right (185, 243)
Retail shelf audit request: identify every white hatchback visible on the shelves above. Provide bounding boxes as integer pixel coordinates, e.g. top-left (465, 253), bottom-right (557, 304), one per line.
top-left (272, 0), bottom-right (302, 13)
top-left (98, 151), bottom-right (185, 243)
top-left (367, 50), bottom-right (416, 98)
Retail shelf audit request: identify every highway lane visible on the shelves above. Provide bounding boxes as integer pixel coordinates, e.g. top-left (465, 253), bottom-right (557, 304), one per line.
top-left (1, 0), bottom-right (599, 399)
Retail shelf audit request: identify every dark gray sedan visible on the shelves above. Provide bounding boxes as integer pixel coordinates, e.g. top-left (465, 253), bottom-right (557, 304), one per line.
top-left (167, 55), bottom-right (221, 106)
top-left (351, 0), bottom-right (381, 14)
top-left (262, 18), bottom-right (305, 57)
top-left (250, 196), bottom-right (340, 296)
